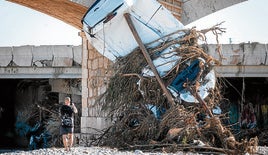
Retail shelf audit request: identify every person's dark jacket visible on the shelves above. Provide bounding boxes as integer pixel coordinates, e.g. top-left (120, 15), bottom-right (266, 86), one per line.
top-left (60, 105), bottom-right (75, 127)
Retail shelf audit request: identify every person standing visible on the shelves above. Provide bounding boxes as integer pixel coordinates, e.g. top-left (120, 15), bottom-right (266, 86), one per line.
top-left (59, 97), bottom-right (78, 151)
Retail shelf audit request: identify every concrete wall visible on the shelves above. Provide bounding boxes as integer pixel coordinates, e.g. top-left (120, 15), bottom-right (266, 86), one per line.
top-left (208, 43), bottom-right (268, 77)
top-left (0, 45), bottom-right (82, 67)
top-left (0, 45), bottom-right (82, 79)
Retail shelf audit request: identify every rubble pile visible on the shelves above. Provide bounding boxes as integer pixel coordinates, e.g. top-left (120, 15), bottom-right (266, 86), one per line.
top-left (94, 26), bottom-right (258, 154)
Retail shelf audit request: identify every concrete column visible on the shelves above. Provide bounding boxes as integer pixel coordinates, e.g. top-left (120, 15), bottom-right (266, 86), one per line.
top-left (80, 32), bottom-right (89, 119)
top-left (80, 32), bottom-right (114, 135)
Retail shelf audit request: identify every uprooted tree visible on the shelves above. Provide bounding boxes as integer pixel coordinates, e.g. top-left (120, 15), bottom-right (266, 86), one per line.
top-left (92, 24), bottom-right (258, 154)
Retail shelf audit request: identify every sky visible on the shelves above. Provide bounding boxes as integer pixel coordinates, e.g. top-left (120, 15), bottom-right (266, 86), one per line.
top-left (186, 0), bottom-right (268, 44)
top-left (0, 0), bottom-right (81, 46)
top-left (0, 0), bottom-right (267, 46)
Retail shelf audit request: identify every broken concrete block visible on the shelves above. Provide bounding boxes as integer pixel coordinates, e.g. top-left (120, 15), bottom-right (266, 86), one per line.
top-left (12, 45), bottom-right (33, 66)
top-left (0, 47), bottom-right (12, 66)
top-left (52, 45), bottom-right (73, 67)
top-left (32, 45), bottom-right (53, 67)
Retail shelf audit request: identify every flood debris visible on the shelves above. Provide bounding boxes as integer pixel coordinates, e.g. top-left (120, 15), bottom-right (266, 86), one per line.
top-left (90, 25), bottom-right (258, 154)
top-left (81, 0), bottom-right (258, 154)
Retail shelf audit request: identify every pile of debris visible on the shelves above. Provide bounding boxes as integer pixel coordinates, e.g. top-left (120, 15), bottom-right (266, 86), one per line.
top-left (81, 0), bottom-right (258, 154)
top-left (91, 26), bottom-right (258, 154)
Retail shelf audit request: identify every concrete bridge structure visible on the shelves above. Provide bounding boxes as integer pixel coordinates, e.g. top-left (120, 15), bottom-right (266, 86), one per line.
top-left (1, 43), bottom-right (267, 78)
top-left (0, 45), bottom-right (82, 79)
top-left (2, 0), bottom-right (267, 143)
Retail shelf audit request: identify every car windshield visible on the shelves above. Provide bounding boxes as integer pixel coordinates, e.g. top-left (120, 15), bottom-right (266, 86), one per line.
top-left (83, 0), bottom-right (124, 27)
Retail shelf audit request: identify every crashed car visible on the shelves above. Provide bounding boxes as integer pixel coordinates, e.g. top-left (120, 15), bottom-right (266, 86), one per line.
top-left (82, 0), bottom-right (216, 103)
top-left (82, 0), bottom-right (184, 61)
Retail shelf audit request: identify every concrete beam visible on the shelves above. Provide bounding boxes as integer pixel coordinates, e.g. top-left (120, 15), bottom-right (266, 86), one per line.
top-left (181, 0), bottom-right (247, 25)
top-left (215, 65), bottom-right (268, 77)
top-left (207, 43), bottom-right (268, 66)
top-left (0, 67), bottom-right (81, 79)
top-left (208, 43), bottom-right (268, 77)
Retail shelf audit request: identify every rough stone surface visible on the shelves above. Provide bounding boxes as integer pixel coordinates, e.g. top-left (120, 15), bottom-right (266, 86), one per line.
top-left (0, 146), bottom-right (267, 155)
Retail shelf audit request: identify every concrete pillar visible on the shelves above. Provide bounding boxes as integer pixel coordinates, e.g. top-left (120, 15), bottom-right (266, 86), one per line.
top-left (80, 32), bottom-right (89, 119)
top-left (80, 31), bottom-right (113, 135)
